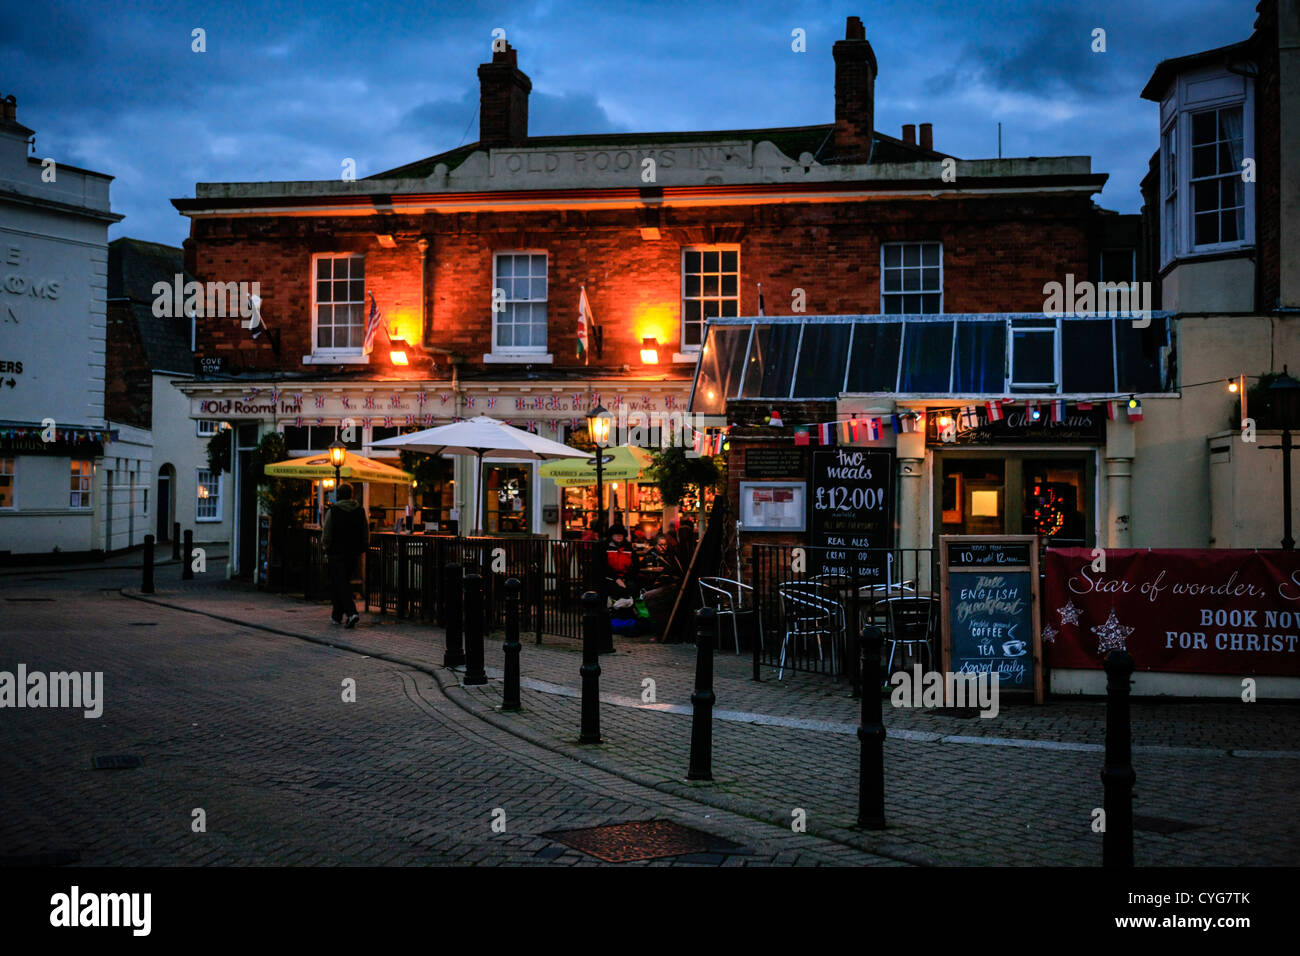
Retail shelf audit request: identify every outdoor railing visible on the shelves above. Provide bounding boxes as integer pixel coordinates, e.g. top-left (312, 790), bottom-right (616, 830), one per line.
top-left (748, 545), bottom-right (940, 687)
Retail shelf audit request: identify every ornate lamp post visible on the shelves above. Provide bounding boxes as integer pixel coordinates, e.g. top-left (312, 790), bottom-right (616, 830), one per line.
top-left (1266, 367), bottom-right (1300, 550)
top-left (328, 440), bottom-right (346, 495)
top-left (587, 404), bottom-right (614, 652)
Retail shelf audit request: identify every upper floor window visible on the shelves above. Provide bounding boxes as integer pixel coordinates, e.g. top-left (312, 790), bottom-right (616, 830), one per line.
top-left (1158, 65), bottom-right (1253, 265)
top-left (681, 247), bottom-right (739, 351)
top-left (69, 460), bottom-right (92, 510)
top-left (881, 242), bottom-right (942, 314)
top-left (313, 254), bottom-right (366, 353)
top-left (492, 252), bottom-right (548, 354)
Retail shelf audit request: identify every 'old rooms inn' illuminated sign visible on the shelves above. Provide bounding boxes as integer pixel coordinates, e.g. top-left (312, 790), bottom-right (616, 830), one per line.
top-left (926, 406), bottom-right (1105, 445)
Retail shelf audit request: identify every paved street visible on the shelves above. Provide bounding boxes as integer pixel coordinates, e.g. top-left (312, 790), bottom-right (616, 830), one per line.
top-left (3, 560), bottom-right (1298, 866)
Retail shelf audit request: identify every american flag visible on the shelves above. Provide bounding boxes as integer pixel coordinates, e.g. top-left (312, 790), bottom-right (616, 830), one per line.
top-left (363, 292), bottom-right (382, 354)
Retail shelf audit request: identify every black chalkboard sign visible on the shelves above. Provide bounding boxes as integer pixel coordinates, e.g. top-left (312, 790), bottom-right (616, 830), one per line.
top-left (808, 448), bottom-right (894, 580)
top-left (940, 535), bottom-right (1042, 702)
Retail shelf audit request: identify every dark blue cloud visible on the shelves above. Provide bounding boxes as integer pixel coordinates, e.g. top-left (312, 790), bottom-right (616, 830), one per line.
top-left (0, 0), bottom-right (1259, 245)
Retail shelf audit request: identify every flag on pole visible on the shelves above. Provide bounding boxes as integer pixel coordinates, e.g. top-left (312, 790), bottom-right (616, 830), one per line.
top-left (985, 400), bottom-right (1004, 422)
top-left (1050, 399), bottom-right (1067, 423)
top-left (363, 292), bottom-right (382, 354)
top-left (246, 293), bottom-right (270, 339)
top-left (577, 286), bottom-right (593, 363)
top-left (817, 422), bottom-right (835, 445)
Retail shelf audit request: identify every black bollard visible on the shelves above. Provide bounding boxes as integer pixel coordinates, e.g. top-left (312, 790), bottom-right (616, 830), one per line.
top-left (142, 534), bottom-right (155, 594)
top-left (442, 562), bottom-right (464, 668)
top-left (463, 572), bottom-right (487, 685)
top-left (1102, 650), bottom-right (1136, 868)
top-left (181, 529), bottom-right (194, 581)
top-left (172, 522), bottom-right (180, 561)
top-left (857, 626), bottom-right (886, 829)
top-left (686, 607), bottom-right (717, 781)
top-left (502, 577), bottom-right (522, 712)
top-left (578, 591), bottom-right (603, 744)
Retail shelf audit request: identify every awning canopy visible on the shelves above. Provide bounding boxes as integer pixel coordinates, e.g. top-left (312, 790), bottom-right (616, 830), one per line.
top-left (264, 450), bottom-right (414, 485)
top-left (539, 445), bottom-right (655, 486)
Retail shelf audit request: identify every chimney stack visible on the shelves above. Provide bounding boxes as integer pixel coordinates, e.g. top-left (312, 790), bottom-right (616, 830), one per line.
top-left (1, 95), bottom-right (16, 123)
top-left (901, 123), bottom-right (915, 145)
top-left (832, 16), bottom-right (878, 162)
top-left (477, 43), bottom-right (531, 148)
top-left (919, 122), bottom-right (933, 151)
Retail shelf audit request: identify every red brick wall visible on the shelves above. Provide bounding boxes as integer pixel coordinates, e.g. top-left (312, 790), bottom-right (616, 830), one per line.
top-left (105, 302), bottom-right (151, 429)
top-left (187, 193), bottom-right (1098, 375)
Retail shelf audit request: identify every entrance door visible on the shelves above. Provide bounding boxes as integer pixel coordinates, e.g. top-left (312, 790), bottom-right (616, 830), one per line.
top-left (156, 471), bottom-right (171, 540)
top-left (482, 464), bottom-right (530, 534)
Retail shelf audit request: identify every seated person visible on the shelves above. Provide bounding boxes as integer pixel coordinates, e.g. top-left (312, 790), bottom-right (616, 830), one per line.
top-left (605, 523), bottom-right (638, 599)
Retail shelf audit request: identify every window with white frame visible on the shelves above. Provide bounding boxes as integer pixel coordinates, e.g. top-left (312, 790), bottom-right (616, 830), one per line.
top-left (681, 247), bottom-right (739, 350)
top-left (196, 469), bottom-right (222, 521)
top-left (196, 419), bottom-right (221, 436)
top-left (1009, 318), bottom-right (1058, 391)
top-left (0, 457), bottom-right (14, 508)
top-left (882, 242), bottom-right (942, 314)
top-left (313, 254), bottom-right (366, 353)
top-left (69, 460), bottom-right (92, 509)
top-left (492, 252), bottom-right (548, 353)
top-left (1158, 65), bottom-right (1253, 265)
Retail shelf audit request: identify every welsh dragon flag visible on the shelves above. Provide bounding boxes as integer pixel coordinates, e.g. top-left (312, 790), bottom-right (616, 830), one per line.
top-left (577, 286), bottom-right (593, 362)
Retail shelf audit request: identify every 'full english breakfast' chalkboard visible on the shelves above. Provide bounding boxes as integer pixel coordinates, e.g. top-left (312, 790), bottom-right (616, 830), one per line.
top-left (940, 535), bottom-right (1043, 703)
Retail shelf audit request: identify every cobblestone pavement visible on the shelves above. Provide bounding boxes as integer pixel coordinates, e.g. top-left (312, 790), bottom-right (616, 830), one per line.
top-left (0, 567), bottom-right (896, 866)
top-left (8, 567), bottom-right (1296, 865)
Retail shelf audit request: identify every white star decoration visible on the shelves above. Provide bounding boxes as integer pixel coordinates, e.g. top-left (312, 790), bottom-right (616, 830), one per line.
top-left (1056, 600), bottom-right (1083, 626)
top-left (1091, 609), bottom-right (1135, 654)
top-left (1041, 624), bottom-right (1059, 644)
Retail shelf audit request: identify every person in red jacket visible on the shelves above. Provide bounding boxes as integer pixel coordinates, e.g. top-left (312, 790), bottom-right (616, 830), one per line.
top-left (605, 523), bottom-right (638, 599)
top-left (322, 482), bottom-right (369, 627)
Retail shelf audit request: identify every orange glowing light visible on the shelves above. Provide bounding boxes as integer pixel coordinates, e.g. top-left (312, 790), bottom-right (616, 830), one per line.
top-left (640, 337), bottom-right (660, 364)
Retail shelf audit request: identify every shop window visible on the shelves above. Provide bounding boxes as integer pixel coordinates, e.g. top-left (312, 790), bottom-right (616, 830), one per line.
top-left (1009, 319), bottom-right (1058, 391)
top-left (0, 457), bottom-right (14, 508)
top-left (739, 324), bottom-right (800, 398)
top-left (681, 247), bottom-right (739, 351)
top-left (196, 469), bottom-right (222, 521)
top-left (69, 460), bottom-right (92, 510)
top-left (313, 253), bottom-right (366, 353)
top-left (898, 320), bottom-right (954, 392)
top-left (939, 459), bottom-right (1005, 535)
top-left (196, 419), bottom-right (222, 437)
top-left (482, 465), bottom-right (530, 534)
top-left (882, 242), bottom-right (942, 314)
top-left (693, 325), bottom-right (750, 413)
top-left (1061, 320), bottom-right (1115, 393)
top-left (792, 324), bottom-right (852, 397)
top-left (843, 321), bottom-right (902, 392)
top-left (493, 252), bottom-right (548, 354)
top-left (952, 321), bottom-right (1006, 393)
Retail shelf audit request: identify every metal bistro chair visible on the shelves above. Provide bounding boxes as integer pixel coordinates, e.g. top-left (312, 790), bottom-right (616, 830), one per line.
top-left (881, 594), bottom-right (938, 685)
top-left (776, 582), bottom-right (847, 680)
top-left (698, 577), bottom-right (761, 654)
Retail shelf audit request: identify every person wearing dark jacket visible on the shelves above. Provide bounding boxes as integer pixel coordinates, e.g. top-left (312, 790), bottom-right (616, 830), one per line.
top-left (322, 482), bottom-right (369, 627)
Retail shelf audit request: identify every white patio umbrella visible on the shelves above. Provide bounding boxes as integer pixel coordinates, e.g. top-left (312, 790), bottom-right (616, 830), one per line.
top-left (370, 415), bottom-right (591, 535)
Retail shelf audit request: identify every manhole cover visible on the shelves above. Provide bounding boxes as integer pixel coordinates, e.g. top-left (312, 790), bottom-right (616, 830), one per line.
top-left (542, 819), bottom-right (744, 863)
top-left (92, 755), bottom-right (143, 770)
top-left (5, 597), bottom-right (54, 603)
top-left (1133, 814), bottom-right (1204, 835)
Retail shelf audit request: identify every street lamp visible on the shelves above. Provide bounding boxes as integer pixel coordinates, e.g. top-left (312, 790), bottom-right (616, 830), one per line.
top-left (587, 404), bottom-right (614, 653)
top-left (1266, 367), bottom-right (1300, 550)
top-left (328, 439), bottom-right (346, 495)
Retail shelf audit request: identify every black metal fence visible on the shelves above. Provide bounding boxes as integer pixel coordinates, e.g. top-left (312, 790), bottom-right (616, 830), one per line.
top-left (363, 533), bottom-right (600, 640)
top-left (749, 545), bottom-right (939, 685)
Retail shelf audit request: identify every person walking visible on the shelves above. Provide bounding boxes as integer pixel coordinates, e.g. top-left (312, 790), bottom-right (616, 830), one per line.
top-left (322, 482), bottom-right (369, 627)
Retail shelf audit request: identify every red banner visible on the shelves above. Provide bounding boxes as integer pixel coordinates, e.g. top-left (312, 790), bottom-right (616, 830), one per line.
top-left (1043, 548), bottom-right (1300, 675)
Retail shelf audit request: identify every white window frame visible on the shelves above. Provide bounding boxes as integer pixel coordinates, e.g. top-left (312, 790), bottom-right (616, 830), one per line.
top-left (0, 457), bottom-right (14, 509)
top-left (680, 245), bottom-right (740, 355)
top-left (309, 253), bottom-right (369, 362)
top-left (69, 460), bottom-right (92, 510)
top-left (881, 242), bottom-right (943, 315)
top-left (1158, 65), bottom-right (1254, 267)
top-left (196, 468), bottom-right (223, 522)
top-left (1008, 318), bottom-right (1061, 392)
top-left (486, 250), bottom-right (551, 363)
top-left (196, 419), bottom-right (221, 437)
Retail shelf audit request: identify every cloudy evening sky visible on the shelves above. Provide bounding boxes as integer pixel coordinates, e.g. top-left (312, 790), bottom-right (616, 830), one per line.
top-left (1, 0), bottom-right (1256, 246)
